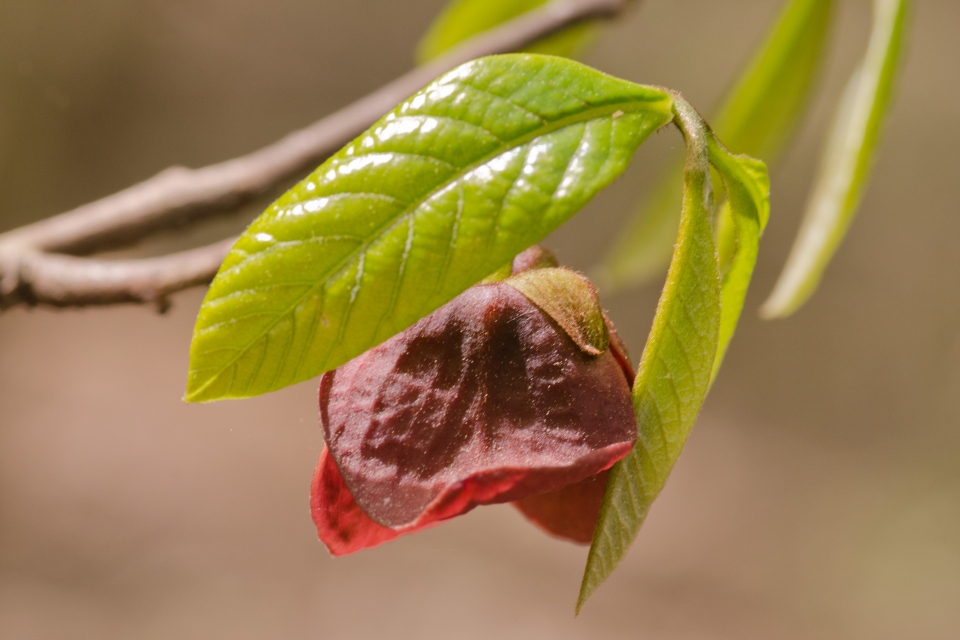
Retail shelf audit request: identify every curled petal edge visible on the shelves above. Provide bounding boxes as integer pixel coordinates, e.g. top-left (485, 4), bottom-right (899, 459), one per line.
top-left (312, 441), bottom-right (633, 555)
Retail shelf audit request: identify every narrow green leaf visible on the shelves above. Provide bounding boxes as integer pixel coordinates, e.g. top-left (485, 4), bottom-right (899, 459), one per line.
top-left (416, 0), bottom-right (597, 64)
top-left (761, 0), bottom-right (908, 318)
top-left (186, 55), bottom-right (674, 402)
top-left (707, 134), bottom-right (770, 380)
top-left (598, 0), bottom-right (833, 291)
top-left (578, 98), bottom-right (722, 611)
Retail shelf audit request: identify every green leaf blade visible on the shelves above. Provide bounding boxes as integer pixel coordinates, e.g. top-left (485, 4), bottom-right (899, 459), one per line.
top-left (708, 136), bottom-right (770, 379)
top-left (761, 0), bottom-right (909, 318)
top-left (579, 100), bottom-right (722, 611)
top-left (186, 55), bottom-right (674, 402)
top-left (598, 0), bottom-right (833, 291)
top-left (417, 0), bottom-right (596, 64)
top-left (579, 116), bottom-right (770, 609)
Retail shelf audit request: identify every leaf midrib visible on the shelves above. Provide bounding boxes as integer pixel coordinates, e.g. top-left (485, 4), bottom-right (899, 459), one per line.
top-left (188, 96), bottom-right (670, 401)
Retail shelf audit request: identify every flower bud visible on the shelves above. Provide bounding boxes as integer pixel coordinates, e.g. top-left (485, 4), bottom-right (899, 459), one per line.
top-left (311, 248), bottom-right (636, 555)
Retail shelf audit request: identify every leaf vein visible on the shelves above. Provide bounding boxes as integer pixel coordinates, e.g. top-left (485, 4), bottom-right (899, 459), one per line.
top-left (191, 99), bottom-right (659, 397)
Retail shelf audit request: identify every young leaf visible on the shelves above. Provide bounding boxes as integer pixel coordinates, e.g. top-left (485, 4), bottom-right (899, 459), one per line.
top-left (417, 0), bottom-right (597, 64)
top-left (579, 99), bottom-right (722, 611)
top-left (185, 55), bottom-right (674, 402)
top-left (761, 0), bottom-right (908, 318)
top-left (707, 134), bottom-right (770, 380)
top-left (598, 0), bottom-right (833, 291)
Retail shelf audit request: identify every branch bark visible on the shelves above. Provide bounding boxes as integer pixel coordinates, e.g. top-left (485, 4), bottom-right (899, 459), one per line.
top-left (10, 239), bottom-right (237, 312)
top-left (0, 0), bottom-right (632, 310)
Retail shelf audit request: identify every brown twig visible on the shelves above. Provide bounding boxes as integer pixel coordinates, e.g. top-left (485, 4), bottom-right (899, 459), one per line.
top-left (0, 0), bottom-right (632, 310)
top-left (11, 238), bottom-right (238, 313)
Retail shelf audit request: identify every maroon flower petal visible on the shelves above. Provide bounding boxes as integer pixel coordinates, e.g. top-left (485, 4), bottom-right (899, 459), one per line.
top-left (312, 442), bottom-right (618, 553)
top-left (318, 282), bottom-right (637, 544)
top-left (603, 315), bottom-right (636, 386)
top-left (311, 445), bottom-right (401, 556)
top-left (512, 470), bottom-right (609, 544)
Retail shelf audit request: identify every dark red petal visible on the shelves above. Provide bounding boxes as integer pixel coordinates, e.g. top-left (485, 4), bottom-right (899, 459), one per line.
top-left (604, 314), bottom-right (636, 386)
top-left (311, 444), bottom-right (622, 554)
top-left (396, 439), bottom-right (629, 531)
top-left (311, 446), bottom-right (401, 555)
top-left (512, 471), bottom-right (609, 544)
top-left (319, 283), bottom-right (637, 535)
top-left (313, 444), bottom-right (573, 554)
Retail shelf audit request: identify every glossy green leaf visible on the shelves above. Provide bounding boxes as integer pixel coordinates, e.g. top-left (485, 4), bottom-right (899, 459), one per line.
top-left (579, 99), bottom-right (722, 611)
top-left (185, 55), bottom-right (674, 402)
top-left (598, 0), bottom-right (833, 291)
top-left (761, 0), bottom-right (908, 318)
top-left (416, 0), bottom-right (597, 64)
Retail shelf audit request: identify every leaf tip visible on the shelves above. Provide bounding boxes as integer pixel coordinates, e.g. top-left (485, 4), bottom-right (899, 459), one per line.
top-left (575, 566), bottom-right (600, 616)
top-left (758, 287), bottom-right (803, 320)
top-left (574, 591), bottom-right (588, 617)
top-left (759, 259), bottom-right (821, 319)
top-left (183, 370), bottom-right (222, 404)
top-left (182, 387), bottom-right (209, 404)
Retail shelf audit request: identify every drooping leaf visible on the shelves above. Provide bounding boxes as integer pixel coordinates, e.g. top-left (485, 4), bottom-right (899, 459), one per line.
top-left (761, 0), bottom-right (908, 318)
top-left (579, 99), bottom-right (722, 611)
top-left (417, 0), bottom-right (597, 64)
top-left (598, 0), bottom-right (833, 291)
top-left (186, 55), bottom-right (674, 402)
top-left (578, 100), bottom-right (770, 610)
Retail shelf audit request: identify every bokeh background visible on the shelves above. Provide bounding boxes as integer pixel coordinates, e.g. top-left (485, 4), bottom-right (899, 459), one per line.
top-left (1, 0), bottom-right (958, 637)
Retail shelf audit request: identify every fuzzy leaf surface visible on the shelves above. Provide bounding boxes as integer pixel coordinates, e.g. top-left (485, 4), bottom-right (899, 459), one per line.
top-left (417, 0), bottom-right (596, 64)
top-left (599, 0), bottom-right (833, 290)
top-left (186, 55), bottom-right (673, 402)
top-left (579, 100), bottom-right (722, 610)
top-left (761, 0), bottom-right (908, 317)
top-left (506, 267), bottom-right (609, 355)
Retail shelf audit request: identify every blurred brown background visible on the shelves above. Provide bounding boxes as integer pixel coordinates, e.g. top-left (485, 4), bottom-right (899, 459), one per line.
top-left (1, 0), bottom-right (958, 637)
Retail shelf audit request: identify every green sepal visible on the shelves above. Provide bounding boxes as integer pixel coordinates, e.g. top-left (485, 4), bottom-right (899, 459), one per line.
top-left (506, 267), bottom-right (609, 356)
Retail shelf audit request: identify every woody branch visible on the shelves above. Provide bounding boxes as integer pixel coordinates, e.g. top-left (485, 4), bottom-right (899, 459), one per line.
top-left (0, 0), bottom-right (632, 311)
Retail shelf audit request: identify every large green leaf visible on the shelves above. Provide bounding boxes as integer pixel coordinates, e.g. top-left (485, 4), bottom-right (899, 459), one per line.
top-left (578, 99), bottom-right (721, 611)
top-left (416, 0), bottom-right (597, 64)
top-left (761, 0), bottom-right (908, 318)
top-left (598, 0), bottom-right (833, 291)
top-left (578, 100), bottom-right (770, 611)
top-left (185, 55), bottom-right (674, 402)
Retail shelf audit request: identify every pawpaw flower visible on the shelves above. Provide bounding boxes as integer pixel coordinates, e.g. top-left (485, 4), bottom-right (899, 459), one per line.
top-left (311, 247), bottom-right (637, 555)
